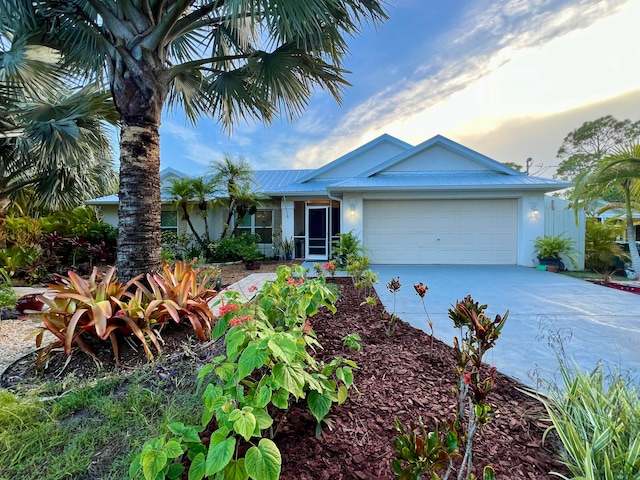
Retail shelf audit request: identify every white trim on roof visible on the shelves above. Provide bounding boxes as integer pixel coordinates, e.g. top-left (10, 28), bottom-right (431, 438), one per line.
top-left (360, 134), bottom-right (520, 178)
top-left (296, 133), bottom-right (412, 183)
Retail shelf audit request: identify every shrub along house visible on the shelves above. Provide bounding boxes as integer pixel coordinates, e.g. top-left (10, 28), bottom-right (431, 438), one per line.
top-left (87, 134), bottom-right (584, 268)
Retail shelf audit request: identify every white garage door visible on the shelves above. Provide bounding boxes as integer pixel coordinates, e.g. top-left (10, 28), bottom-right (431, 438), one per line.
top-left (363, 199), bottom-right (518, 264)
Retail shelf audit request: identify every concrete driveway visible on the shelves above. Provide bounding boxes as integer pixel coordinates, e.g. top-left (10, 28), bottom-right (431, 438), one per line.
top-left (371, 265), bottom-right (640, 388)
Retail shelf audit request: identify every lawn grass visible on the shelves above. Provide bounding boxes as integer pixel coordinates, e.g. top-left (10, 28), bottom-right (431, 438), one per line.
top-left (0, 368), bottom-right (202, 479)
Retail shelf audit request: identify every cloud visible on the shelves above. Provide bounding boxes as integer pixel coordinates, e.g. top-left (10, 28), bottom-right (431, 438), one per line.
top-left (292, 0), bottom-right (636, 170)
top-left (162, 121), bottom-right (224, 166)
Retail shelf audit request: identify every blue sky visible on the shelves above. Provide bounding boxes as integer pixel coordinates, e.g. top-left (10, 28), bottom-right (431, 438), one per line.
top-left (156, 0), bottom-right (640, 177)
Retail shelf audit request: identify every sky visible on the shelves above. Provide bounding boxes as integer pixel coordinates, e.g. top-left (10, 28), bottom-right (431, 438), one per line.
top-left (156, 0), bottom-right (640, 178)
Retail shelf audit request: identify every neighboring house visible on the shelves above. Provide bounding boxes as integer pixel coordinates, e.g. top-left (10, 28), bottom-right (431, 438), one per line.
top-left (592, 200), bottom-right (640, 240)
top-left (87, 134), bottom-right (585, 268)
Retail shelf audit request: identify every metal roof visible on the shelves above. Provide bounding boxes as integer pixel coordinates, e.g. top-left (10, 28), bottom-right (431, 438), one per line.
top-left (327, 172), bottom-right (571, 192)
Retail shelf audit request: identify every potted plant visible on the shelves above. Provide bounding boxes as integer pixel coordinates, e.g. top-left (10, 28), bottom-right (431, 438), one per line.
top-left (282, 237), bottom-right (295, 260)
top-left (332, 230), bottom-right (366, 267)
top-left (534, 234), bottom-right (578, 271)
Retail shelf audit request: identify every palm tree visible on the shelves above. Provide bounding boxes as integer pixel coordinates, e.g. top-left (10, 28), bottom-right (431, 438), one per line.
top-left (571, 145), bottom-right (640, 274)
top-left (210, 156), bottom-right (262, 239)
top-left (0, 49), bottom-right (118, 248)
top-left (189, 176), bottom-right (217, 245)
top-left (163, 177), bottom-right (205, 248)
top-left (0, 0), bottom-right (387, 280)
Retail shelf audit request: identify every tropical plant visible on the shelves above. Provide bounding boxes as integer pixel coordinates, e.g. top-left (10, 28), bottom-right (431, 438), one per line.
top-left (0, 0), bottom-right (388, 280)
top-left (571, 144), bottom-right (640, 274)
top-left (161, 231), bottom-right (197, 261)
top-left (281, 236), bottom-right (295, 257)
top-left (35, 261), bottom-right (219, 369)
top-left (526, 360), bottom-right (640, 480)
top-left (584, 218), bottom-right (628, 273)
top-left (190, 176), bottom-right (217, 246)
top-left (534, 234), bottom-right (578, 269)
top-left (131, 265), bottom-right (357, 480)
top-left (0, 266), bottom-right (17, 308)
top-left (209, 233), bottom-right (261, 262)
top-left (0, 36), bottom-right (118, 248)
top-left (342, 332), bottom-right (362, 352)
top-left (5, 216), bottom-right (41, 247)
top-left (332, 230), bottom-right (366, 265)
top-left (393, 295), bottom-right (507, 480)
top-left (164, 177), bottom-right (215, 249)
top-left (210, 156), bottom-right (266, 240)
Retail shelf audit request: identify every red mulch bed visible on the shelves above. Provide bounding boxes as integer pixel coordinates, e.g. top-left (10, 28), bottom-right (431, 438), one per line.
top-left (2, 277), bottom-right (568, 479)
top-left (276, 278), bottom-right (567, 479)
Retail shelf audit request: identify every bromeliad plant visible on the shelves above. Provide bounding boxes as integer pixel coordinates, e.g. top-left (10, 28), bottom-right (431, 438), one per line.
top-left (33, 260), bottom-right (219, 369)
top-left (392, 295), bottom-right (507, 480)
top-left (131, 265), bottom-right (358, 480)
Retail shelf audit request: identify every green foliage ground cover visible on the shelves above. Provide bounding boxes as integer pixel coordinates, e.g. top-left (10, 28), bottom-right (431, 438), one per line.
top-left (0, 372), bottom-right (202, 479)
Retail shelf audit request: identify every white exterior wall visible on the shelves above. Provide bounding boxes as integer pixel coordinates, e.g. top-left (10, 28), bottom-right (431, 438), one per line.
top-left (544, 196), bottom-right (586, 270)
top-left (517, 194), bottom-right (545, 267)
top-left (341, 195), bottom-right (364, 245)
top-left (99, 205), bottom-right (119, 227)
top-left (280, 199), bottom-right (295, 240)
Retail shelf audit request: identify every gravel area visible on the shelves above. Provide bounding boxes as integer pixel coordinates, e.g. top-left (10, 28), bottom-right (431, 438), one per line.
top-left (0, 260), bottom-right (300, 376)
top-left (0, 316), bottom-right (54, 376)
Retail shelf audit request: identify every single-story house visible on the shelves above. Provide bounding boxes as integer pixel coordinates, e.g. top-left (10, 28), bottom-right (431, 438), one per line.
top-left (87, 134), bottom-right (585, 269)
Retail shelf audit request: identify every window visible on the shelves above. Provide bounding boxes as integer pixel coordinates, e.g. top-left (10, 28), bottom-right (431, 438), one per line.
top-left (236, 210), bottom-right (273, 243)
top-left (161, 210), bottom-right (178, 233)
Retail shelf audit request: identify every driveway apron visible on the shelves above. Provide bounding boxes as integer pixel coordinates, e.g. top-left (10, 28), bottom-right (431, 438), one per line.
top-left (371, 265), bottom-right (640, 388)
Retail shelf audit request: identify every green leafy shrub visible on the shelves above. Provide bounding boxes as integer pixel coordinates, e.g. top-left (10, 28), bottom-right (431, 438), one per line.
top-left (534, 234), bottom-right (578, 268)
top-left (584, 218), bottom-right (628, 272)
top-left (40, 207), bottom-right (99, 237)
top-left (0, 245), bottom-right (44, 278)
top-left (0, 267), bottom-right (18, 309)
top-left (131, 265), bottom-right (358, 480)
top-left (332, 230), bottom-right (366, 266)
top-left (6, 216), bottom-right (42, 248)
top-left (209, 233), bottom-right (261, 262)
top-left (527, 361), bottom-right (640, 480)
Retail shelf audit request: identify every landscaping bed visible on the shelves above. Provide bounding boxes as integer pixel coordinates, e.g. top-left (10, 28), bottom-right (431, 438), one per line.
top-left (0, 276), bottom-right (566, 479)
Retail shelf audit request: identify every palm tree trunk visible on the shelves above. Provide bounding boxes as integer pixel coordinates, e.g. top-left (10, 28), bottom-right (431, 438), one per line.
top-left (624, 186), bottom-right (640, 275)
top-left (201, 210), bottom-right (211, 245)
top-left (116, 118), bottom-right (162, 280)
top-left (182, 205), bottom-right (205, 248)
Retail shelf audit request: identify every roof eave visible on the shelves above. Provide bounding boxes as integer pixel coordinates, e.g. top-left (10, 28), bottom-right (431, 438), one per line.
top-left (327, 183), bottom-right (571, 193)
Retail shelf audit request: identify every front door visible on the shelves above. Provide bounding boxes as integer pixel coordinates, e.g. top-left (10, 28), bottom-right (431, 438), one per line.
top-left (306, 206), bottom-right (329, 260)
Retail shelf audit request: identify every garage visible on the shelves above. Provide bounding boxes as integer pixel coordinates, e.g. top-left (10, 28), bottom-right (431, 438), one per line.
top-left (363, 199), bottom-right (518, 264)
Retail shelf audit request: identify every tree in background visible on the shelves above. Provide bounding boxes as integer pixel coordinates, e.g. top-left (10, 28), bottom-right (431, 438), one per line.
top-left (502, 162), bottom-right (523, 172)
top-left (164, 176), bottom-right (217, 249)
top-left (571, 145), bottom-right (640, 275)
top-left (210, 156), bottom-right (263, 239)
top-left (189, 176), bottom-right (217, 246)
top-left (556, 115), bottom-right (640, 182)
top-left (0, 36), bottom-right (118, 248)
top-left (1, 0), bottom-right (387, 280)
top-left (164, 178), bottom-right (205, 249)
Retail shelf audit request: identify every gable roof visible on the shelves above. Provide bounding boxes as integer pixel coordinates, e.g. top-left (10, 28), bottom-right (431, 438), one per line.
top-left (361, 134), bottom-right (519, 177)
top-left (86, 133), bottom-right (571, 205)
top-left (297, 133), bottom-right (412, 183)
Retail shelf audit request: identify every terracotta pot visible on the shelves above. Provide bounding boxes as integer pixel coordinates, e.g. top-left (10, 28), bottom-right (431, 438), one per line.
top-left (546, 264), bottom-right (559, 273)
